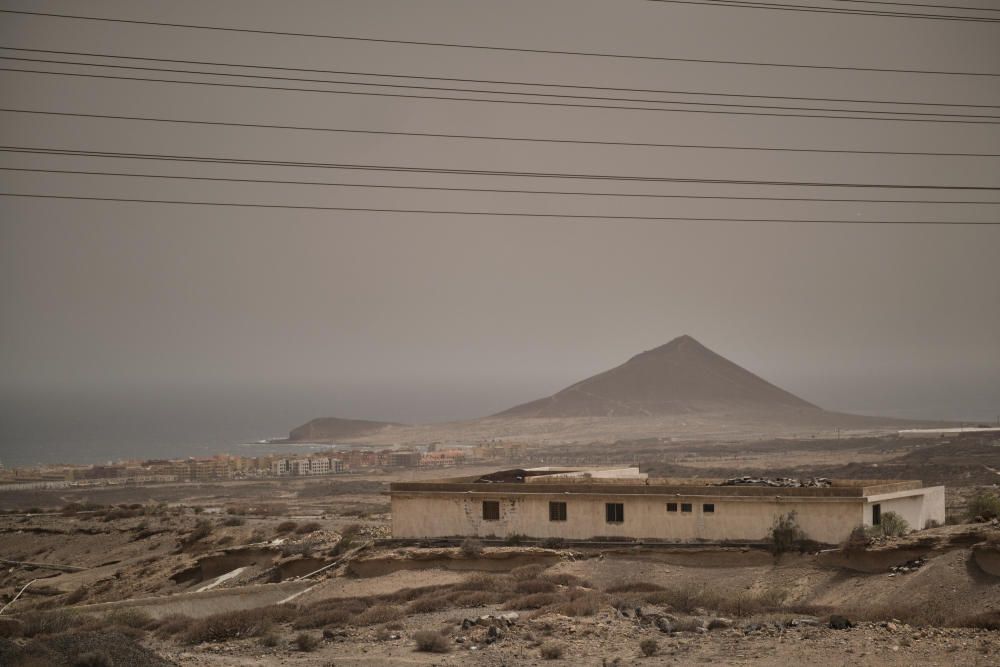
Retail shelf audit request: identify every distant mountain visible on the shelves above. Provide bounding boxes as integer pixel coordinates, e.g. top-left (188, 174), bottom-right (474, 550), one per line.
top-left (495, 335), bottom-right (818, 418)
top-left (286, 416), bottom-right (400, 442)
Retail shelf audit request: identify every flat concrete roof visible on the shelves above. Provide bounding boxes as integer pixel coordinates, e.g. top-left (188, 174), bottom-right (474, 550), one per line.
top-left (390, 469), bottom-right (925, 498)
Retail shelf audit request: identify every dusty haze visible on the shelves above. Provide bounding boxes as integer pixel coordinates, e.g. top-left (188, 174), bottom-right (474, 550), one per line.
top-left (1, 1), bottom-right (999, 465)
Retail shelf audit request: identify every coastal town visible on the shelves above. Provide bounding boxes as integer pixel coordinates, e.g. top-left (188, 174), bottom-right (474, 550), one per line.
top-left (0, 441), bottom-right (529, 490)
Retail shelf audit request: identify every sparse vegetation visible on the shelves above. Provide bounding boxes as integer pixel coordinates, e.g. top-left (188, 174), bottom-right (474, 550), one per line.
top-left (872, 511), bottom-right (910, 537)
top-left (460, 537), bottom-right (484, 557)
top-left (295, 521), bottom-right (322, 534)
top-left (967, 492), bottom-right (1000, 521)
top-left (275, 520), bottom-right (299, 534)
top-left (222, 516), bottom-right (245, 527)
top-left (414, 629), bottom-right (451, 652)
top-left (181, 606), bottom-right (295, 644)
top-left (540, 641), bottom-right (565, 659)
top-left (294, 632), bottom-right (320, 651)
top-left (767, 511), bottom-right (809, 555)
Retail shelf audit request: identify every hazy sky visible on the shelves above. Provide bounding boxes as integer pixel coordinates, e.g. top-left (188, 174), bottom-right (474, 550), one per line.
top-left (2, 0), bottom-right (999, 453)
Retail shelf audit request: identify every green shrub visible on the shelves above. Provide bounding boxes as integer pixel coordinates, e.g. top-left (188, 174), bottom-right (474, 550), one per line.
top-left (873, 511), bottom-right (909, 537)
top-left (413, 629), bottom-right (450, 652)
top-left (767, 511), bottom-right (808, 555)
top-left (967, 493), bottom-right (1000, 521)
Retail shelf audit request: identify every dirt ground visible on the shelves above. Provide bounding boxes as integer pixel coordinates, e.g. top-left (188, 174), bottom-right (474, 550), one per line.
top-left (1, 434), bottom-right (998, 665)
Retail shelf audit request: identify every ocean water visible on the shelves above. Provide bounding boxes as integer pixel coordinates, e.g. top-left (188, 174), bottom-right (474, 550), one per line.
top-left (1, 380), bottom-right (997, 468)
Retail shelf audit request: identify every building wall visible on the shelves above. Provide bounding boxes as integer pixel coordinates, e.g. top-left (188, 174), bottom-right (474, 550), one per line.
top-left (865, 486), bottom-right (945, 530)
top-left (391, 492), bottom-right (870, 544)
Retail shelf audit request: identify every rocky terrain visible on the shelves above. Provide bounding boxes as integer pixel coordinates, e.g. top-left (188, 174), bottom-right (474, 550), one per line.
top-left (1, 435), bottom-right (998, 665)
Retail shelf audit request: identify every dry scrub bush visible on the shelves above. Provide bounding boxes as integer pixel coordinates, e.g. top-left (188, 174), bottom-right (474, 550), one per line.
top-left (503, 592), bottom-right (563, 610)
top-left (19, 609), bottom-right (80, 637)
top-left (967, 493), bottom-right (1000, 521)
top-left (605, 581), bottom-right (665, 594)
top-left (182, 606), bottom-right (295, 643)
top-left (275, 521), bottom-right (298, 534)
top-left (259, 631), bottom-right (280, 647)
top-left (152, 614), bottom-right (193, 638)
top-left (540, 641), bottom-right (565, 659)
top-left (871, 512), bottom-right (910, 538)
top-left (545, 572), bottom-right (591, 588)
top-left (639, 638), bottom-right (659, 656)
top-left (460, 537), bottom-right (484, 557)
top-left (547, 591), bottom-right (609, 617)
top-left (409, 594), bottom-right (452, 614)
top-left (295, 632), bottom-right (320, 652)
top-left (447, 590), bottom-right (501, 607)
top-left (454, 572), bottom-right (514, 594)
top-left (102, 608), bottom-right (153, 629)
top-left (293, 608), bottom-right (353, 630)
top-left (414, 629), bottom-right (451, 653)
top-left (962, 610), bottom-right (1000, 630)
top-left (353, 604), bottom-right (404, 626)
top-left (768, 512), bottom-right (809, 555)
top-left (222, 516), bottom-right (245, 527)
top-left (510, 564), bottom-right (547, 580)
top-left (73, 651), bottom-right (113, 667)
top-left (516, 579), bottom-right (557, 595)
top-left (295, 521), bottom-right (322, 534)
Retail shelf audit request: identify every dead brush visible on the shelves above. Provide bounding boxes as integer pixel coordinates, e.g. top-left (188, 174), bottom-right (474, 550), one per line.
top-left (544, 572), bottom-right (591, 588)
top-left (353, 604), bottom-right (404, 626)
top-left (604, 581), bottom-right (665, 594)
top-left (510, 564), bottom-right (547, 581)
top-left (453, 572), bottom-right (515, 594)
top-left (503, 592), bottom-right (563, 610)
top-left (516, 579), bottom-right (557, 595)
top-left (181, 606), bottom-right (296, 644)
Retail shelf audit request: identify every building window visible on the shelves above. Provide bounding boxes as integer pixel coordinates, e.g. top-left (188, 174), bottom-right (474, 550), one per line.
top-left (666, 502), bottom-right (678, 512)
top-left (482, 500), bottom-right (500, 521)
top-left (549, 501), bottom-right (567, 522)
top-left (606, 503), bottom-right (624, 523)
top-left (681, 503), bottom-right (692, 513)
top-left (703, 503), bottom-right (715, 513)
top-left (872, 503), bottom-right (881, 526)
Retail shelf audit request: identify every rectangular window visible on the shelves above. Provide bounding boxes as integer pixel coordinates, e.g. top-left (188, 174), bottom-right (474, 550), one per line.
top-left (606, 502), bottom-right (624, 523)
top-left (681, 503), bottom-right (693, 513)
top-left (703, 503), bottom-right (715, 513)
top-left (482, 500), bottom-right (500, 521)
top-left (549, 501), bottom-right (567, 522)
top-left (872, 503), bottom-right (881, 526)
top-left (666, 502), bottom-right (678, 512)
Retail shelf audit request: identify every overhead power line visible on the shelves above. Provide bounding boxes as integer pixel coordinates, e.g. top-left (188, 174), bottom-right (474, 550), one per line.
top-left (3, 48), bottom-right (997, 109)
top-left (6, 166), bottom-right (996, 205)
top-left (1, 9), bottom-right (996, 77)
top-left (825, 0), bottom-right (1000, 11)
top-left (4, 108), bottom-right (997, 158)
top-left (4, 146), bottom-right (998, 190)
top-left (1, 193), bottom-right (996, 224)
top-left (5, 67), bottom-right (999, 124)
top-left (644, 0), bottom-right (1000, 21)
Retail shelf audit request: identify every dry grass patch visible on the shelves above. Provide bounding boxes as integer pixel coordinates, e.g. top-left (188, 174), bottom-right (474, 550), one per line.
top-left (413, 629), bottom-right (451, 652)
top-left (354, 604), bottom-right (404, 626)
top-left (182, 606), bottom-right (295, 644)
